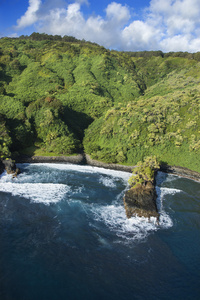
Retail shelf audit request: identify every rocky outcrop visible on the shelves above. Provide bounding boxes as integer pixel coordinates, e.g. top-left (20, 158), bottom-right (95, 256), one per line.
top-left (123, 181), bottom-right (159, 220)
top-left (123, 156), bottom-right (160, 220)
top-left (0, 160), bottom-right (4, 176)
top-left (2, 158), bottom-right (20, 177)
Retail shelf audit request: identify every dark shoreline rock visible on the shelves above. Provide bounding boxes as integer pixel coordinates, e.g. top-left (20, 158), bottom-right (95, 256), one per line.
top-left (0, 160), bottom-right (4, 176)
top-left (2, 158), bottom-right (20, 177)
top-left (15, 154), bottom-right (86, 165)
top-left (160, 164), bottom-right (200, 182)
top-left (123, 181), bottom-right (159, 220)
top-left (85, 155), bottom-right (200, 182)
top-left (14, 153), bottom-right (135, 172)
top-left (85, 154), bottom-right (134, 172)
top-left (1, 153), bottom-right (200, 182)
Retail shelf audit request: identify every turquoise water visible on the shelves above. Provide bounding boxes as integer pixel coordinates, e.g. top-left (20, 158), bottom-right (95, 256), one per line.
top-left (0, 163), bottom-right (200, 300)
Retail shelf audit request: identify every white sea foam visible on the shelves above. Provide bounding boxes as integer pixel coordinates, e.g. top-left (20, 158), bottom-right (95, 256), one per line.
top-left (155, 187), bottom-right (182, 227)
top-left (0, 172), bottom-right (15, 182)
top-left (156, 186), bottom-right (182, 211)
top-left (0, 170), bottom-right (8, 179)
top-left (156, 171), bottom-right (180, 186)
top-left (73, 185), bottom-right (84, 194)
top-left (159, 212), bottom-right (174, 228)
top-left (0, 182), bottom-right (69, 204)
top-left (29, 163), bottom-right (132, 181)
top-left (0, 164), bottom-right (180, 240)
top-left (159, 187), bottom-right (182, 196)
top-left (92, 203), bottom-right (174, 242)
top-left (91, 204), bottom-right (159, 241)
top-left (91, 185), bottom-right (181, 242)
top-left (99, 175), bottom-right (116, 188)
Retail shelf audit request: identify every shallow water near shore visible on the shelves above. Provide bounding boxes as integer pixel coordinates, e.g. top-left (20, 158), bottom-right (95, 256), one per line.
top-left (0, 163), bottom-right (200, 300)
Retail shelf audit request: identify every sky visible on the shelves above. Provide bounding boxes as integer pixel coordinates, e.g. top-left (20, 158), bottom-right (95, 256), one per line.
top-left (0, 0), bottom-right (200, 52)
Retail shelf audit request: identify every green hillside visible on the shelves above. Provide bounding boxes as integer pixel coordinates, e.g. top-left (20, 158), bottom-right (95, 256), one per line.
top-left (0, 34), bottom-right (200, 171)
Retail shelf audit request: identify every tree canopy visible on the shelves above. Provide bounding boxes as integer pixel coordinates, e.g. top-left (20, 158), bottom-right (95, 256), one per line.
top-left (0, 34), bottom-right (199, 171)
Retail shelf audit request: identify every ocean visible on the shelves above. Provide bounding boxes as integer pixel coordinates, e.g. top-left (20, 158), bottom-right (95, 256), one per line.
top-left (0, 163), bottom-right (199, 300)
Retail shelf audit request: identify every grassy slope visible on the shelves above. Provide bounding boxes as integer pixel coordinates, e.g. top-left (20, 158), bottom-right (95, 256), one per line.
top-left (0, 36), bottom-right (200, 171)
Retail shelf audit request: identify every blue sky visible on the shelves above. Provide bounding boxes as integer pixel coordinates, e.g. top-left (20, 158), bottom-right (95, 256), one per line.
top-left (1, 0), bottom-right (200, 52)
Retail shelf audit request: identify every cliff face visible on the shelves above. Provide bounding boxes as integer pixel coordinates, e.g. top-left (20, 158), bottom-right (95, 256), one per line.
top-left (123, 181), bottom-right (159, 219)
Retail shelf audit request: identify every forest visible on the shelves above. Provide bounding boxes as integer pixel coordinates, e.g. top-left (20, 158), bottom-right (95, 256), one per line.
top-left (0, 33), bottom-right (200, 172)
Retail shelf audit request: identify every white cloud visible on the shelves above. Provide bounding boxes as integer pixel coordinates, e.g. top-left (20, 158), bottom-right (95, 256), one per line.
top-left (40, 3), bottom-right (85, 37)
top-left (160, 34), bottom-right (200, 52)
top-left (84, 2), bottom-right (130, 48)
top-left (122, 20), bottom-right (161, 51)
top-left (106, 2), bottom-right (130, 25)
top-left (158, 0), bottom-right (200, 52)
top-left (36, 1), bottom-right (131, 49)
top-left (148, 0), bottom-right (200, 36)
top-left (13, 0), bottom-right (200, 52)
top-left (15, 0), bottom-right (41, 29)
top-left (127, 0), bottom-right (200, 52)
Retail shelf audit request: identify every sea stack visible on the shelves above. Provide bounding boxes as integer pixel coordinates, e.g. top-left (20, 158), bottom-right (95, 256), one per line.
top-left (123, 156), bottom-right (160, 220)
top-left (123, 181), bottom-right (159, 219)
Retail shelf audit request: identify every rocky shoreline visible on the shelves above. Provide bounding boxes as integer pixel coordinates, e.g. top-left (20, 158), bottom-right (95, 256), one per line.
top-left (159, 164), bottom-right (200, 182)
top-left (1, 154), bottom-right (199, 221)
top-left (0, 153), bottom-right (200, 182)
top-left (15, 153), bottom-right (86, 165)
top-left (14, 153), bottom-right (135, 173)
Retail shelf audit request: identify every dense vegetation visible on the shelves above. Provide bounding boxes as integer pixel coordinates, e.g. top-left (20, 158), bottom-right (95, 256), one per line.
top-left (128, 156), bottom-right (160, 188)
top-left (0, 33), bottom-right (200, 172)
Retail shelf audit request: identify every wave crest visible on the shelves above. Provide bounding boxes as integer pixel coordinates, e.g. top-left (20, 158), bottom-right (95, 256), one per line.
top-left (0, 182), bottom-right (69, 204)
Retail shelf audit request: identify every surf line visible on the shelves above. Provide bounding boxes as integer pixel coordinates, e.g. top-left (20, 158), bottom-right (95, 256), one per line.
top-left (12, 153), bottom-right (200, 182)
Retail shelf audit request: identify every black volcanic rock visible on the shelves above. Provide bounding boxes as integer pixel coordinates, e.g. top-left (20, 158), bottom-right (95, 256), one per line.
top-left (0, 160), bottom-right (4, 175)
top-left (2, 158), bottom-right (20, 177)
top-left (123, 181), bottom-right (159, 220)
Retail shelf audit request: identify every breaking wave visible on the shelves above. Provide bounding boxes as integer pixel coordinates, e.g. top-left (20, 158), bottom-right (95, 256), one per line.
top-left (0, 181), bottom-right (69, 204)
top-left (0, 163), bottom-right (183, 242)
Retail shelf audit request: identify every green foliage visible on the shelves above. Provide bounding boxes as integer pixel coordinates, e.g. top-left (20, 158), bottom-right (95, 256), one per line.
top-left (0, 115), bottom-right (12, 159)
top-left (83, 69), bottom-right (200, 171)
top-left (26, 96), bottom-right (80, 155)
top-left (0, 34), bottom-right (200, 171)
top-left (128, 156), bottom-right (160, 187)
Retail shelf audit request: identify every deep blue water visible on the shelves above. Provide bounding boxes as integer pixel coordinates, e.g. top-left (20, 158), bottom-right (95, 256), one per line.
top-left (0, 163), bottom-right (200, 300)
